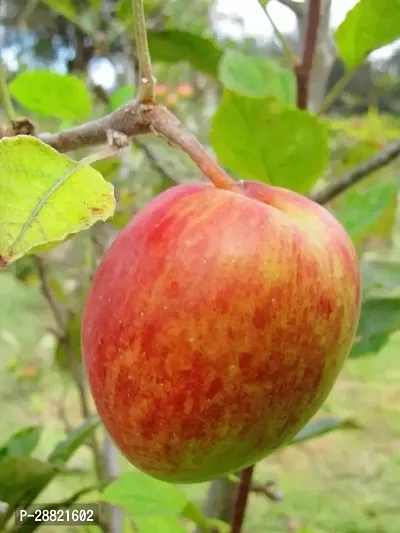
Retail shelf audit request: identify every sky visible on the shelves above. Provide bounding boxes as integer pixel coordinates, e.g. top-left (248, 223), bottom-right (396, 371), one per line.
top-left (214, 0), bottom-right (396, 60)
top-left (2, 0), bottom-right (399, 90)
top-left (87, 0), bottom-right (396, 89)
top-left (214, 0), bottom-right (359, 38)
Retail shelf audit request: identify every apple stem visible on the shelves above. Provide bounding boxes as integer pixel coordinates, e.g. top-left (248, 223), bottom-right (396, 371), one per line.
top-left (149, 105), bottom-right (237, 190)
top-left (231, 466), bottom-right (255, 533)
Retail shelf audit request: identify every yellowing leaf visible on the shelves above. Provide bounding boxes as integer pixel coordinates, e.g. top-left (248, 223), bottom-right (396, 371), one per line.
top-left (335, 0), bottom-right (400, 69)
top-left (10, 71), bottom-right (92, 121)
top-left (0, 136), bottom-right (115, 267)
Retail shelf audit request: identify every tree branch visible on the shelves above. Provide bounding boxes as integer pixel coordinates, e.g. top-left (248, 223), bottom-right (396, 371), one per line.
top-left (318, 65), bottom-right (358, 115)
top-left (231, 466), bottom-right (254, 533)
top-left (310, 138), bottom-right (400, 204)
top-left (28, 101), bottom-right (400, 206)
top-left (295, 0), bottom-right (322, 109)
top-left (38, 101), bottom-right (151, 152)
top-left (133, 139), bottom-right (179, 185)
top-left (264, 6), bottom-right (299, 67)
top-left (38, 103), bottom-right (236, 190)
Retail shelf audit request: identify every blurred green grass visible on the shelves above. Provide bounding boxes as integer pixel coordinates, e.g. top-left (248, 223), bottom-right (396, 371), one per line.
top-left (1, 331), bottom-right (399, 533)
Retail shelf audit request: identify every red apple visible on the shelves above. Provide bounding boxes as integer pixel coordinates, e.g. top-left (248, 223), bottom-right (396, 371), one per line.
top-left (81, 181), bottom-right (361, 483)
top-left (177, 82), bottom-right (195, 98)
top-left (154, 84), bottom-right (168, 97)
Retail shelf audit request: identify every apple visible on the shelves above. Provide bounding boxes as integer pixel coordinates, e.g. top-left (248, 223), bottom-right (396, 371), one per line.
top-left (166, 92), bottom-right (178, 108)
top-left (81, 181), bottom-right (361, 483)
top-left (177, 82), bottom-right (195, 98)
top-left (154, 84), bottom-right (168, 97)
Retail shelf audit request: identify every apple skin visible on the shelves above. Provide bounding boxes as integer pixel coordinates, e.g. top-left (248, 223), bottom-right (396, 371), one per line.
top-left (81, 181), bottom-right (361, 483)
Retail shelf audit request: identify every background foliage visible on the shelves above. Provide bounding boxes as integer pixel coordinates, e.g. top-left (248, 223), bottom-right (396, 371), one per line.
top-left (1, 1), bottom-right (400, 532)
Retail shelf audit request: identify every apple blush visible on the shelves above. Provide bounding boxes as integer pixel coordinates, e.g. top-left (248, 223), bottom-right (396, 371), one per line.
top-left (81, 181), bottom-right (361, 483)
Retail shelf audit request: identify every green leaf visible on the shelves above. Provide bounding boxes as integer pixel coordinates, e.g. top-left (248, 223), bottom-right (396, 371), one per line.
top-left (115, 0), bottom-right (159, 22)
top-left (349, 331), bottom-right (392, 358)
top-left (41, 0), bottom-right (93, 33)
top-left (208, 519), bottom-right (231, 533)
top-left (109, 85), bottom-right (136, 111)
top-left (148, 31), bottom-right (222, 77)
top-left (353, 298), bottom-right (400, 349)
top-left (101, 472), bottom-right (187, 517)
top-left (0, 457), bottom-right (57, 525)
top-left (91, 158), bottom-right (122, 182)
top-left (89, 0), bottom-right (102, 9)
top-left (48, 416), bottom-right (100, 468)
top-left (9, 71), bottom-right (92, 121)
top-left (182, 502), bottom-right (211, 532)
top-left (334, 181), bottom-right (400, 242)
top-left (0, 419), bottom-right (99, 527)
top-left (290, 418), bottom-right (361, 446)
top-left (335, 0), bottom-right (400, 69)
top-left (0, 427), bottom-right (42, 460)
top-left (135, 517), bottom-right (188, 533)
top-left (103, 473), bottom-right (211, 532)
top-left (360, 259), bottom-right (400, 296)
top-left (219, 49), bottom-right (295, 103)
top-left (0, 136), bottom-right (115, 267)
top-left (41, 0), bottom-right (78, 21)
top-left (210, 92), bottom-right (328, 192)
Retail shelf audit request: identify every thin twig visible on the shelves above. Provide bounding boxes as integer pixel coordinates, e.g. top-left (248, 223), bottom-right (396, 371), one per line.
top-left (295, 0), bottom-right (322, 109)
top-left (134, 138), bottom-right (179, 184)
top-left (0, 57), bottom-right (15, 122)
top-left (310, 138), bottom-right (400, 204)
top-left (251, 480), bottom-right (284, 502)
top-left (88, 216), bottom-right (123, 533)
top-left (263, 6), bottom-right (299, 67)
top-left (132, 0), bottom-right (156, 101)
top-left (231, 466), bottom-right (254, 533)
top-left (276, 0), bottom-right (305, 18)
top-left (57, 379), bottom-right (73, 435)
top-left (33, 256), bottom-right (105, 484)
top-left (318, 65), bottom-right (358, 115)
top-left (310, 139), bottom-right (400, 204)
top-left (34, 256), bottom-right (67, 329)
